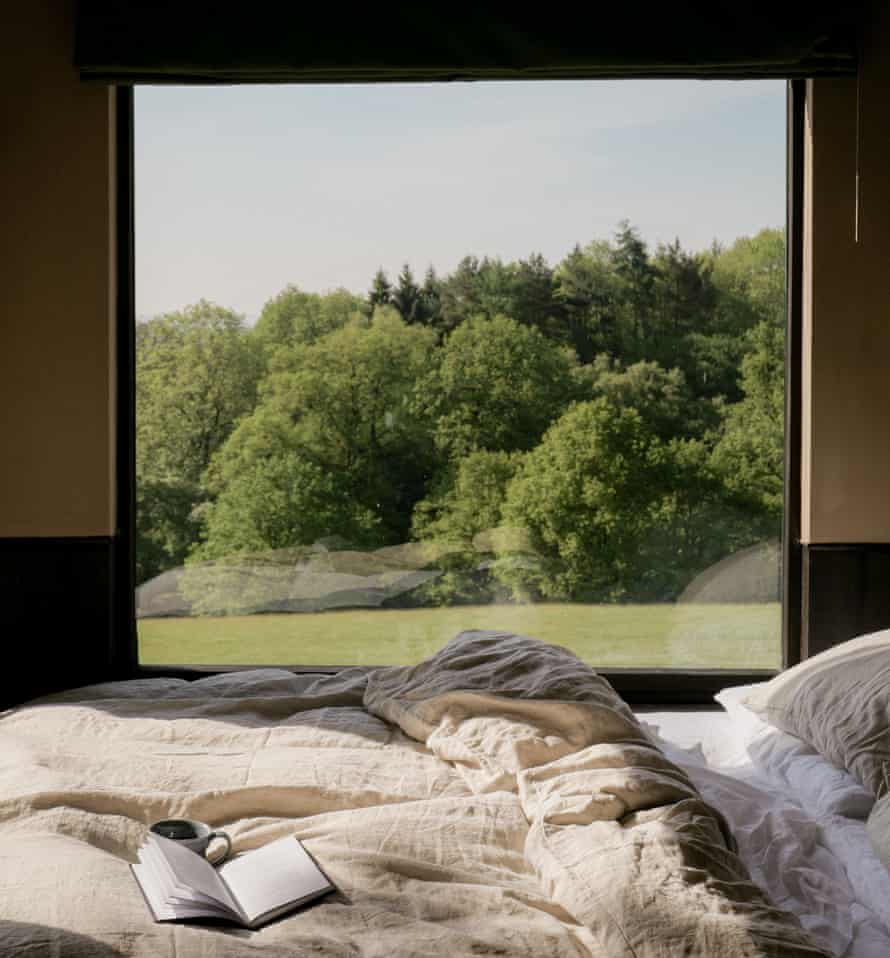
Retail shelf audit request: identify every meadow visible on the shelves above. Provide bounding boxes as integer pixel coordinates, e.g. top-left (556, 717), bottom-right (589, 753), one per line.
top-left (138, 602), bottom-right (781, 670)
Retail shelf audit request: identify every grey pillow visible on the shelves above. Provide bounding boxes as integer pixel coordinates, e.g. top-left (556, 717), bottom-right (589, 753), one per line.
top-left (741, 629), bottom-right (890, 798)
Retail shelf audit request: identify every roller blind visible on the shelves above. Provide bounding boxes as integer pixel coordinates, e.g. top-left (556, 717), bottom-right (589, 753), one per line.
top-left (76, 3), bottom-right (861, 83)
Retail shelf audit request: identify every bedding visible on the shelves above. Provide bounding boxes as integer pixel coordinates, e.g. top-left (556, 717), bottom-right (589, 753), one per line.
top-left (0, 631), bottom-right (828, 957)
top-left (866, 794), bottom-right (890, 871)
top-left (740, 630), bottom-right (890, 798)
top-left (715, 685), bottom-right (874, 819)
top-left (646, 716), bottom-right (890, 958)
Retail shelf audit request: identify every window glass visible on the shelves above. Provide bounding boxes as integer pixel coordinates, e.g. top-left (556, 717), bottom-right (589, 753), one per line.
top-left (135, 81), bottom-right (785, 669)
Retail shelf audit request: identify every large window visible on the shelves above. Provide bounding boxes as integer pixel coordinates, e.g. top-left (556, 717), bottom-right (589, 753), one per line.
top-left (134, 80), bottom-right (786, 670)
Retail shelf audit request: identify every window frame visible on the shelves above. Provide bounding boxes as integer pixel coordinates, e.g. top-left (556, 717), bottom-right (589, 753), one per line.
top-left (116, 79), bottom-right (805, 704)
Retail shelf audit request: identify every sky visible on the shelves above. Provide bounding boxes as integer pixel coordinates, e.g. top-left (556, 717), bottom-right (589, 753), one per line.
top-left (135, 80), bottom-right (786, 323)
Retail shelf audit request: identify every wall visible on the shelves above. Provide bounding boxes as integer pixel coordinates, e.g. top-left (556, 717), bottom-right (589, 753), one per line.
top-left (800, 1), bottom-right (890, 653)
top-left (0, 1), bottom-right (117, 705)
top-left (1, 0), bottom-right (115, 537)
top-left (804, 5), bottom-right (890, 542)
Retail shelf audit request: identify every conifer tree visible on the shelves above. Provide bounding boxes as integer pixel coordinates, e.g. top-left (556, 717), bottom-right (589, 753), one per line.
top-left (369, 268), bottom-right (392, 308)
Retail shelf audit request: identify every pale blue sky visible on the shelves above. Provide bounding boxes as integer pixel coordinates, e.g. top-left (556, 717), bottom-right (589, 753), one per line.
top-left (135, 80), bottom-right (785, 322)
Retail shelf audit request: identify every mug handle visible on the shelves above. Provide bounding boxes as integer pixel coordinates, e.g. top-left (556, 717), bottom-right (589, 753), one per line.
top-left (207, 830), bottom-right (232, 866)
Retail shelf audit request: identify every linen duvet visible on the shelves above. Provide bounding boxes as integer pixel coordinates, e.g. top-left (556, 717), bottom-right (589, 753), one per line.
top-left (0, 631), bottom-right (827, 957)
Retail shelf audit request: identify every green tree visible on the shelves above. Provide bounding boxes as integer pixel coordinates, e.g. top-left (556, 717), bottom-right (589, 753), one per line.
top-left (712, 318), bottom-right (784, 520)
top-left (418, 314), bottom-right (579, 461)
top-left (135, 477), bottom-right (202, 585)
top-left (437, 255), bottom-right (482, 334)
top-left (418, 265), bottom-right (442, 329)
top-left (369, 268), bottom-right (392, 308)
top-left (613, 220), bottom-right (657, 358)
top-left (497, 398), bottom-right (752, 602)
top-left (193, 452), bottom-right (380, 561)
top-left (137, 301), bottom-right (262, 485)
top-left (135, 301), bottom-right (262, 581)
top-left (510, 253), bottom-right (563, 340)
top-left (412, 450), bottom-right (523, 546)
top-left (392, 264), bottom-right (421, 324)
top-left (710, 227), bottom-right (785, 332)
top-left (253, 285), bottom-right (363, 356)
top-left (497, 399), bottom-right (667, 601)
top-left (205, 308), bottom-right (438, 547)
top-left (553, 241), bottom-right (622, 362)
top-left (582, 356), bottom-right (713, 440)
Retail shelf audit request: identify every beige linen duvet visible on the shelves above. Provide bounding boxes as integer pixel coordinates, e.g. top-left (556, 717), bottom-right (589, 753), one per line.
top-left (0, 631), bottom-right (827, 957)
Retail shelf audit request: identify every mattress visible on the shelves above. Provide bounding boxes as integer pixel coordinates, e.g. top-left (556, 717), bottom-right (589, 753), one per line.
top-left (642, 709), bottom-right (890, 958)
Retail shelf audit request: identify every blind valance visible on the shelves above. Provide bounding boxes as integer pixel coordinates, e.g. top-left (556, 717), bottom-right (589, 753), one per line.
top-left (76, 3), bottom-right (861, 83)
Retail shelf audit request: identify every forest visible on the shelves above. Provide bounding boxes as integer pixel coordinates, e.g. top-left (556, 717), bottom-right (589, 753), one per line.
top-left (136, 222), bottom-right (784, 612)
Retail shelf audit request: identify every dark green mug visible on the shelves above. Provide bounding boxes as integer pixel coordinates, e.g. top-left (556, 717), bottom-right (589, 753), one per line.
top-left (149, 818), bottom-right (232, 865)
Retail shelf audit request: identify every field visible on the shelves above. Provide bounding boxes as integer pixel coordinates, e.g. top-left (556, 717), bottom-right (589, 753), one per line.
top-left (138, 602), bottom-right (781, 669)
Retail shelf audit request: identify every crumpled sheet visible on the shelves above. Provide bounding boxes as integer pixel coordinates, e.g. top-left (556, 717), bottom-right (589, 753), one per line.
top-left (0, 630), bottom-right (828, 957)
top-left (650, 727), bottom-right (890, 958)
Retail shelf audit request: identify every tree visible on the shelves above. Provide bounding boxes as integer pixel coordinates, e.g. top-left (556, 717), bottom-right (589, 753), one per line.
top-left (612, 220), bottom-right (657, 358)
top-left (497, 398), bottom-right (753, 602)
top-left (192, 451), bottom-right (380, 561)
top-left (710, 228), bottom-right (785, 332)
top-left (418, 265), bottom-right (442, 329)
top-left (437, 255), bottom-right (482, 334)
top-left (135, 301), bottom-right (263, 581)
top-left (417, 314), bottom-right (579, 461)
top-left (253, 285), bottom-right (363, 356)
top-left (137, 301), bottom-right (262, 486)
top-left (412, 450), bottom-right (523, 546)
top-left (391, 264), bottom-right (421, 324)
top-left (712, 318), bottom-right (784, 521)
top-left (369, 268), bottom-right (392, 308)
top-left (409, 449), bottom-right (524, 606)
top-left (497, 399), bottom-right (668, 601)
top-left (645, 240), bottom-right (720, 397)
top-left (510, 253), bottom-right (563, 340)
top-left (553, 241), bottom-right (622, 362)
top-left (583, 356), bottom-right (713, 440)
top-left (205, 308), bottom-right (438, 546)
top-left (136, 477), bottom-right (202, 585)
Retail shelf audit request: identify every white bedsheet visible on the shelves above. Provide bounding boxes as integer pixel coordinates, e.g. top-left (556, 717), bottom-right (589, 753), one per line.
top-left (641, 710), bottom-right (890, 958)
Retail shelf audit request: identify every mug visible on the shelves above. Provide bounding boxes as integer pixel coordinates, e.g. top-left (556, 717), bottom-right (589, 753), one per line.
top-left (149, 818), bottom-right (232, 865)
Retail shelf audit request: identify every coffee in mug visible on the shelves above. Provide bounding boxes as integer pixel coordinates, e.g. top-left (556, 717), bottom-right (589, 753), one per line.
top-left (149, 819), bottom-right (232, 865)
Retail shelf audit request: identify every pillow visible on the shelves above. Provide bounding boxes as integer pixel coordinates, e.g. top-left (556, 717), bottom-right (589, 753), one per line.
top-left (716, 683), bottom-right (874, 818)
top-left (740, 629), bottom-right (890, 798)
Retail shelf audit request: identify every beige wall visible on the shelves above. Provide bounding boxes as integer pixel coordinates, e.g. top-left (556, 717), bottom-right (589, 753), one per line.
top-left (802, 4), bottom-right (890, 543)
top-left (0, 0), bottom-right (115, 537)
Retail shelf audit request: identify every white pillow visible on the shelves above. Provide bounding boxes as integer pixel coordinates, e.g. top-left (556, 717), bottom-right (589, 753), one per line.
top-left (716, 683), bottom-right (874, 819)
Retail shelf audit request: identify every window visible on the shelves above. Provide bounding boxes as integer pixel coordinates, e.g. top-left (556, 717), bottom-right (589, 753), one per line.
top-left (133, 80), bottom-right (787, 673)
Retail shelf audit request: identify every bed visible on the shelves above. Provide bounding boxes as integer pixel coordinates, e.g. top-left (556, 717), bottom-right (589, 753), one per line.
top-left (2, 629), bottom-right (884, 957)
top-left (642, 711), bottom-right (890, 958)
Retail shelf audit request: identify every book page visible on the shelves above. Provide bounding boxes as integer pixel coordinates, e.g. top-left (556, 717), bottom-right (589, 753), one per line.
top-left (132, 863), bottom-right (231, 922)
top-left (148, 834), bottom-right (241, 918)
top-left (218, 836), bottom-right (332, 925)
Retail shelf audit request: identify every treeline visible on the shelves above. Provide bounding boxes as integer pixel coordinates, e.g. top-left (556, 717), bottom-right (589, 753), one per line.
top-left (136, 222), bottom-right (784, 605)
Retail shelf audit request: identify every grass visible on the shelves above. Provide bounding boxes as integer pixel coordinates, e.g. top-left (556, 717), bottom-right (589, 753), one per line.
top-left (138, 602), bottom-right (781, 670)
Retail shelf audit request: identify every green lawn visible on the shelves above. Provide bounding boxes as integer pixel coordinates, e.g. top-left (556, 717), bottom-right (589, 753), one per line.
top-left (138, 602), bottom-right (781, 670)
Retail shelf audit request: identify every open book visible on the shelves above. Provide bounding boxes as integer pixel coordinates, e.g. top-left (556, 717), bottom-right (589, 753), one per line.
top-left (132, 833), bottom-right (334, 929)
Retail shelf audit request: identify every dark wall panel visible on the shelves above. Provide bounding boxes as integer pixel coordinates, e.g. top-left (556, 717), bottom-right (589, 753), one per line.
top-left (0, 537), bottom-right (116, 709)
top-left (802, 544), bottom-right (890, 658)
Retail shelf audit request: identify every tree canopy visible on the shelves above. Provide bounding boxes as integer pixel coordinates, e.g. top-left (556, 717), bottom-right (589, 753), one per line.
top-left (136, 223), bottom-right (785, 603)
